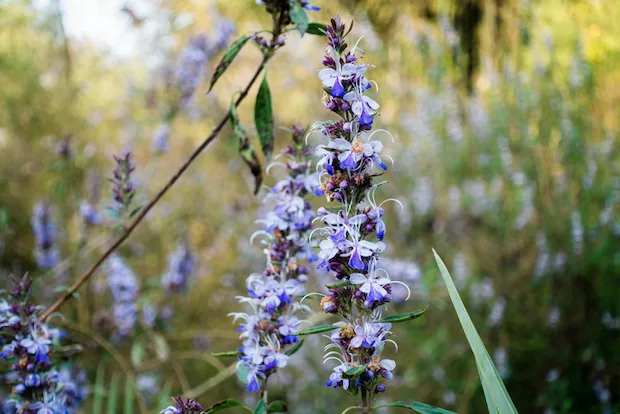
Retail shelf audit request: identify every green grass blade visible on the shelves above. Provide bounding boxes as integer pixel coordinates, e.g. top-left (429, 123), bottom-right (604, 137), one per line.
top-left (92, 363), bottom-right (105, 414)
top-left (158, 380), bottom-right (173, 411)
top-left (124, 376), bottom-right (135, 414)
top-left (433, 249), bottom-right (518, 414)
top-left (106, 372), bottom-right (120, 414)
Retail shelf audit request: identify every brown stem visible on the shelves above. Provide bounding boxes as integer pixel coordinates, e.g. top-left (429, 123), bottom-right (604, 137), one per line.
top-left (40, 54), bottom-right (271, 322)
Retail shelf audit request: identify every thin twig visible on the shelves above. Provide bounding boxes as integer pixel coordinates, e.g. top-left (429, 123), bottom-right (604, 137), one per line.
top-left (177, 351), bottom-right (227, 371)
top-left (39, 56), bottom-right (270, 322)
top-left (171, 356), bottom-right (191, 395)
top-left (183, 362), bottom-right (237, 399)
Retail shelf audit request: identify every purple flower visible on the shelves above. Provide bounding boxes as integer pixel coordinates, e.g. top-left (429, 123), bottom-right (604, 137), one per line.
top-left (105, 254), bottom-right (140, 337)
top-left (343, 81), bottom-right (380, 128)
top-left (152, 123), bottom-right (171, 153)
top-left (350, 323), bottom-right (382, 349)
top-left (230, 127), bottom-right (317, 392)
top-left (319, 63), bottom-right (356, 98)
top-left (311, 17), bottom-right (413, 406)
top-left (325, 363), bottom-right (350, 389)
top-left (31, 203), bottom-right (60, 270)
top-left (350, 271), bottom-right (391, 308)
top-left (341, 239), bottom-right (385, 270)
top-left (20, 333), bottom-right (51, 356)
top-left (162, 242), bottom-right (196, 295)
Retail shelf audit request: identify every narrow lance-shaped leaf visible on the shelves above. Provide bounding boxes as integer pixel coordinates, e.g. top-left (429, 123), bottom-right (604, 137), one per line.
top-left (325, 281), bottom-right (353, 289)
top-left (284, 338), bottom-right (304, 356)
top-left (433, 249), bottom-right (519, 414)
top-left (290, 3), bottom-right (309, 35)
top-left (377, 308), bottom-right (427, 324)
top-left (212, 350), bottom-right (242, 357)
top-left (295, 324), bottom-right (337, 336)
top-left (267, 401), bottom-right (288, 413)
top-left (208, 36), bottom-right (251, 92)
top-left (373, 401), bottom-right (456, 414)
top-left (92, 364), bottom-right (105, 414)
top-left (254, 74), bottom-right (274, 160)
top-left (130, 341), bottom-right (144, 367)
top-left (124, 377), bottom-right (135, 414)
top-left (306, 22), bottom-right (327, 36)
top-left (106, 372), bottom-right (120, 414)
top-left (153, 333), bottom-right (170, 362)
top-left (230, 101), bottom-right (263, 194)
top-left (343, 364), bottom-right (367, 379)
top-left (157, 381), bottom-right (173, 413)
top-left (204, 398), bottom-right (252, 413)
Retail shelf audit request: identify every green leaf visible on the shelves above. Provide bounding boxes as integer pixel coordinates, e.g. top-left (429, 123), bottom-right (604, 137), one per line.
top-left (295, 324), bottom-right (336, 336)
top-left (104, 207), bottom-right (121, 219)
top-left (53, 285), bottom-right (80, 299)
top-left (254, 396), bottom-right (268, 414)
top-left (230, 101), bottom-right (263, 194)
top-left (236, 362), bottom-right (249, 384)
top-left (124, 377), bottom-right (134, 414)
top-left (212, 350), bottom-right (242, 357)
top-left (284, 338), bottom-right (304, 356)
top-left (130, 341), bottom-right (144, 367)
top-left (267, 401), bottom-right (288, 413)
top-left (306, 22), bottom-right (327, 36)
top-left (325, 281), bottom-right (353, 289)
top-left (157, 381), bottom-right (173, 413)
top-left (153, 333), bottom-right (170, 362)
top-left (92, 364), bottom-right (105, 414)
top-left (342, 364), bottom-right (367, 379)
top-left (433, 249), bottom-right (519, 414)
top-left (208, 36), bottom-right (251, 92)
top-left (205, 399), bottom-right (252, 413)
top-left (106, 372), bottom-right (120, 414)
top-left (290, 3), bottom-right (309, 35)
top-left (128, 205), bottom-right (142, 219)
top-left (373, 401), bottom-right (456, 413)
top-left (254, 74), bottom-right (274, 160)
top-left (377, 308), bottom-right (427, 324)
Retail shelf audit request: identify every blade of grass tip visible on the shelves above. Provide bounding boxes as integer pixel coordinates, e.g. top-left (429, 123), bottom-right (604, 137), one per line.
top-left (107, 372), bottom-right (120, 414)
top-left (124, 376), bottom-right (135, 414)
top-left (432, 249), bottom-right (518, 414)
top-left (158, 380), bottom-right (173, 411)
top-left (92, 363), bottom-right (105, 414)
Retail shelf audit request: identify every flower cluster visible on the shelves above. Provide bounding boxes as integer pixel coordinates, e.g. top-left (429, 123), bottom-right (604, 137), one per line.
top-left (161, 396), bottom-right (204, 414)
top-left (31, 203), bottom-right (60, 270)
top-left (153, 19), bottom-right (234, 152)
top-left (311, 16), bottom-right (408, 404)
top-left (176, 21), bottom-right (235, 109)
top-left (80, 170), bottom-right (102, 226)
top-left (230, 126), bottom-right (320, 392)
top-left (57, 364), bottom-right (88, 412)
top-left (161, 241), bottom-right (197, 296)
top-left (109, 150), bottom-right (137, 226)
top-left (104, 254), bottom-right (140, 338)
top-left (0, 274), bottom-right (84, 413)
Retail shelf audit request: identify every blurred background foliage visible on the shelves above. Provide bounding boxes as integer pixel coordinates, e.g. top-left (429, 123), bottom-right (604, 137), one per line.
top-left (0, 0), bottom-right (618, 413)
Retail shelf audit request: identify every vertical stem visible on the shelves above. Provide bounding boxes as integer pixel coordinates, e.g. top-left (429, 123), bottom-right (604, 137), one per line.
top-left (260, 376), bottom-right (270, 408)
top-left (360, 387), bottom-right (371, 414)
